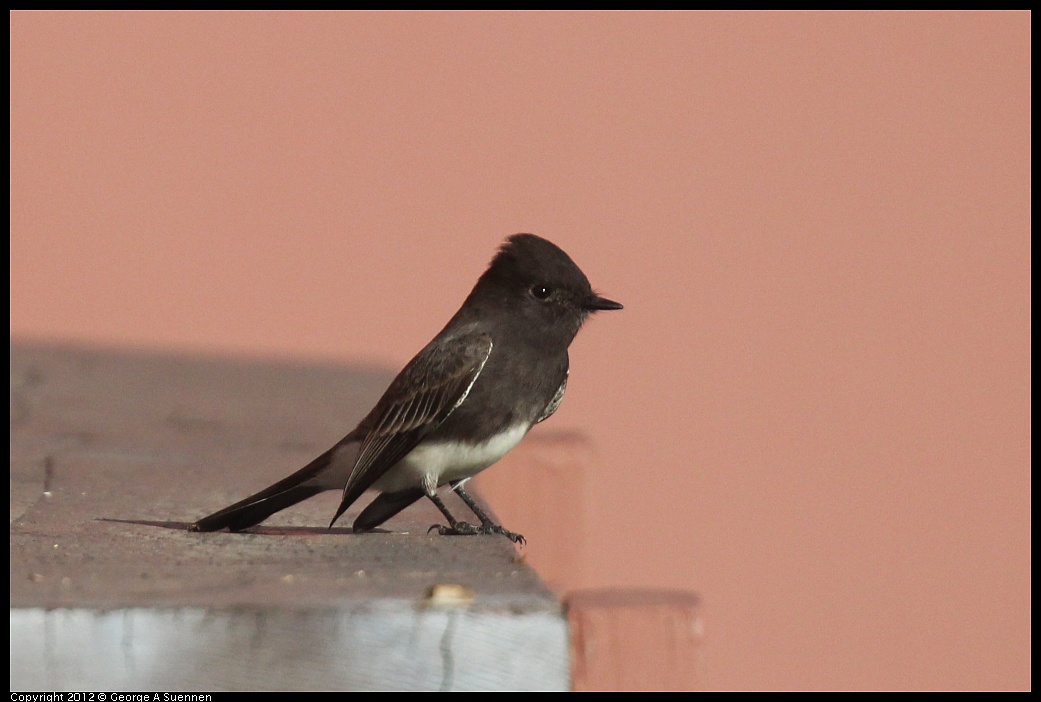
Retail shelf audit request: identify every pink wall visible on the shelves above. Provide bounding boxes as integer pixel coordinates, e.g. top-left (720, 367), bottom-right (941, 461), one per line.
top-left (11, 12), bottom-right (1030, 690)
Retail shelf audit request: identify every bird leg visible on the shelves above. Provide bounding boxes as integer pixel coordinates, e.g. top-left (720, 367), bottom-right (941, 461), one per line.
top-left (456, 481), bottom-right (526, 544)
top-left (425, 487), bottom-right (525, 544)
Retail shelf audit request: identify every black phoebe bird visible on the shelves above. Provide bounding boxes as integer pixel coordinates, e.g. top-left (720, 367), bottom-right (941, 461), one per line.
top-left (190, 233), bottom-right (621, 543)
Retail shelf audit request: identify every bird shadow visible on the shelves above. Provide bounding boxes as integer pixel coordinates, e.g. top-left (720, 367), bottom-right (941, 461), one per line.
top-left (95, 517), bottom-right (383, 536)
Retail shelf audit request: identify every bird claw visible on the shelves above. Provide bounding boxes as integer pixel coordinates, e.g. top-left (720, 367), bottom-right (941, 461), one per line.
top-left (493, 526), bottom-right (526, 545)
top-left (429, 521), bottom-right (480, 536)
top-left (429, 522), bottom-right (526, 544)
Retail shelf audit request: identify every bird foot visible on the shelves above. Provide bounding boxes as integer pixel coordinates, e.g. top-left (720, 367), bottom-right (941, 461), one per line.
top-left (428, 522), bottom-right (525, 544)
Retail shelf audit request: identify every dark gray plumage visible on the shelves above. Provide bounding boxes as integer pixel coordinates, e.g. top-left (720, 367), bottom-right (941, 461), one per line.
top-left (190, 233), bottom-right (621, 542)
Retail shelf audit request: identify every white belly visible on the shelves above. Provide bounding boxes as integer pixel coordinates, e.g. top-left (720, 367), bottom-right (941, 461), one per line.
top-left (373, 423), bottom-right (529, 493)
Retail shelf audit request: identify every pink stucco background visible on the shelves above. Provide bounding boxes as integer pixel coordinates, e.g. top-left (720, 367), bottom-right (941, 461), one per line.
top-left (10, 12), bottom-right (1030, 690)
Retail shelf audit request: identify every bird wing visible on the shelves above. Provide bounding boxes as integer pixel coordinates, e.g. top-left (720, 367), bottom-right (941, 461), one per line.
top-left (535, 368), bottom-right (568, 424)
top-left (329, 331), bottom-right (493, 526)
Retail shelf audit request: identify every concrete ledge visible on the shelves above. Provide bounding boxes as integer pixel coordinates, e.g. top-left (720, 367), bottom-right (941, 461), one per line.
top-left (12, 604), bottom-right (567, 691)
top-left (10, 342), bottom-right (569, 691)
top-left (566, 589), bottom-right (703, 692)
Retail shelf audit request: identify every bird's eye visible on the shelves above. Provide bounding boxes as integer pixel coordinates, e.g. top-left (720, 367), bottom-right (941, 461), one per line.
top-left (530, 285), bottom-right (551, 300)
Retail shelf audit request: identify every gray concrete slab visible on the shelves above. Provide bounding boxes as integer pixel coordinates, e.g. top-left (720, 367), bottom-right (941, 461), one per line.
top-left (10, 342), bottom-right (569, 691)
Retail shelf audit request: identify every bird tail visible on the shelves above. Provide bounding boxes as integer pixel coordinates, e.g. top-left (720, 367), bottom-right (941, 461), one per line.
top-left (351, 488), bottom-right (425, 532)
top-left (190, 448), bottom-right (334, 532)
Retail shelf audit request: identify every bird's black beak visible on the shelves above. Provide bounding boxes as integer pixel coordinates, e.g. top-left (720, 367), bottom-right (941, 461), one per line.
top-left (585, 294), bottom-right (623, 311)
